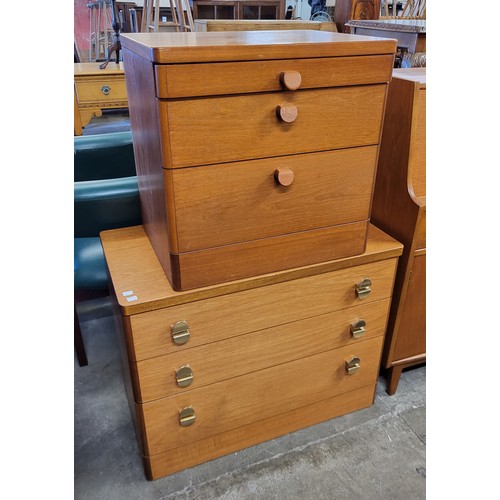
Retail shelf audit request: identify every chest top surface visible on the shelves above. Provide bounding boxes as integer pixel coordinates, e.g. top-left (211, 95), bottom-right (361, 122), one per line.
top-left (120, 31), bottom-right (397, 64)
top-left (101, 224), bottom-right (402, 315)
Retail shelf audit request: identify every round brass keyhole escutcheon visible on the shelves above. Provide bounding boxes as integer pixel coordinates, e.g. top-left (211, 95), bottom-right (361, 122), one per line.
top-left (179, 406), bottom-right (196, 427)
top-left (355, 278), bottom-right (372, 299)
top-left (345, 357), bottom-right (361, 375)
top-left (171, 320), bottom-right (190, 345)
top-left (175, 365), bottom-right (194, 387)
top-left (350, 319), bottom-right (366, 339)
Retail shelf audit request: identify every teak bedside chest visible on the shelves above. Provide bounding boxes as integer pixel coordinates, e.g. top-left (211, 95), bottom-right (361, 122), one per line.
top-left (101, 224), bottom-right (402, 480)
top-left (120, 31), bottom-right (397, 291)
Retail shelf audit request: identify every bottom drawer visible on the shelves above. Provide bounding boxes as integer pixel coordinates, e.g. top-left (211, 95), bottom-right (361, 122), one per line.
top-left (142, 383), bottom-right (376, 480)
top-left (139, 336), bottom-right (383, 456)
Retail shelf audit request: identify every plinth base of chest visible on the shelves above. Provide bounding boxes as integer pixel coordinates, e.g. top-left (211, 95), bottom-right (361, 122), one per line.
top-left (153, 220), bottom-right (368, 291)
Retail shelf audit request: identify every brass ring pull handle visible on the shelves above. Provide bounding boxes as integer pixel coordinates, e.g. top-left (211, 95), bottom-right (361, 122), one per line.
top-left (101, 85), bottom-right (111, 95)
top-left (355, 278), bottom-right (372, 299)
top-left (279, 71), bottom-right (302, 90)
top-left (175, 365), bottom-right (194, 387)
top-left (171, 320), bottom-right (190, 345)
top-left (350, 319), bottom-right (366, 339)
top-left (274, 168), bottom-right (294, 187)
top-left (345, 357), bottom-right (361, 375)
top-left (179, 407), bottom-right (196, 427)
top-left (276, 104), bottom-right (298, 123)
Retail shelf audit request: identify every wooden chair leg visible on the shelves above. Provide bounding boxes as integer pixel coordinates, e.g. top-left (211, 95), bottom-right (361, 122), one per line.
top-left (386, 365), bottom-right (403, 395)
top-left (74, 304), bottom-right (88, 367)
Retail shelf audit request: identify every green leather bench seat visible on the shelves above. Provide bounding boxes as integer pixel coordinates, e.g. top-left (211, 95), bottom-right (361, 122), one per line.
top-left (74, 131), bottom-right (136, 181)
top-left (74, 176), bottom-right (142, 290)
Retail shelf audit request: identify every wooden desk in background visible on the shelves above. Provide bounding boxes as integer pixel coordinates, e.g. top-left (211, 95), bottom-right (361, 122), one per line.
top-left (74, 62), bottom-right (128, 135)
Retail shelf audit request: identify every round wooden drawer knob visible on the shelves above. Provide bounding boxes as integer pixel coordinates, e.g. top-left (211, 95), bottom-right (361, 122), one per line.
top-left (274, 168), bottom-right (294, 187)
top-left (276, 104), bottom-right (298, 123)
top-left (279, 71), bottom-right (302, 90)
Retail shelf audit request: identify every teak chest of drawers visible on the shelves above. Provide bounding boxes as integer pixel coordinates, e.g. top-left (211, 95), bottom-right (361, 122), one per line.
top-left (120, 31), bottom-right (396, 291)
top-left (101, 224), bottom-right (402, 480)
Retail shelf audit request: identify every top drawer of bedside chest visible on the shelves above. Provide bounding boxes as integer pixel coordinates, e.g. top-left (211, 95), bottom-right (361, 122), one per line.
top-left (155, 55), bottom-right (394, 98)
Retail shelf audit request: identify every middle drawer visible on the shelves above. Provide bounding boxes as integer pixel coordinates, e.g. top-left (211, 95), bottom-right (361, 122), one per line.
top-left (158, 84), bottom-right (387, 168)
top-left (127, 258), bottom-right (397, 361)
top-left (166, 145), bottom-right (378, 252)
top-left (135, 298), bottom-right (391, 403)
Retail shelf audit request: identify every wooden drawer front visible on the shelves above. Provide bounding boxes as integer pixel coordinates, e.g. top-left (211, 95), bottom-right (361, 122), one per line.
top-left (140, 336), bottom-right (383, 455)
top-left (160, 85), bottom-right (386, 168)
top-left (136, 298), bottom-right (390, 402)
top-left (75, 77), bottom-right (127, 105)
top-left (168, 146), bottom-right (377, 252)
top-left (155, 55), bottom-right (394, 98)
top-left (129, 258), bottom-right (397, 361)
top-left (144, 384), bottom-right (375, 480)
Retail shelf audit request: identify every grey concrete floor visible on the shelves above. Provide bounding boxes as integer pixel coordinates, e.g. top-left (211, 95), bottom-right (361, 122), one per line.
top-left (74, 297), bottom-right (426, 500)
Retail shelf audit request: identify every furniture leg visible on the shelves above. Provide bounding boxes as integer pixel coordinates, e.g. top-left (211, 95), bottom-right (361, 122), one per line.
top-left (74, 304), bottom-right (88, 367)
top-left (386, 365), bottom-right (403, 395)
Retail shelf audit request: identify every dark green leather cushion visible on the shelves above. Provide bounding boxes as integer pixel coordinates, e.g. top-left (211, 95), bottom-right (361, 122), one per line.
top-left (74, 131), bottom-right (136, 181)
top-left (74, 176), bottom-right (142, 290)
top-left (74, 237), bottom-right (108, 290)
top-left (74, 176), bottom-right (142, 238)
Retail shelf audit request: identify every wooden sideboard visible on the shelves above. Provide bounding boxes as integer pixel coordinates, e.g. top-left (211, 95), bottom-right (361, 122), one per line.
top-left (371, 68), bottom-right (426, 395)
top-left (194, 19), bottom-right (337, 31)
top-left (74, 62), bottom-right (127, 135)
top-left (193, 0), bottom-right (285, 20)
top-left (101, 224), bottom-right (402, 480)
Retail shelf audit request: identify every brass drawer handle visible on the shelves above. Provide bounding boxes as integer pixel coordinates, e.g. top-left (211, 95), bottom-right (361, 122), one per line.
top-left (101, 85), bottom-right (111, 95)
top-left (355, 278), bottom-right (372, 299)
top-left (274, 168), bottom-right (294, 187)
top-left (175, 365), bottom-right (194, 387)
top-left (279, 70), bottom-right (302, 90)
top-left (346, 357), bottom-right (361, 375)
top-left (276, 104), bottom-right (298, 123)
top-left (171, 320), bottom-right (190, 345)
top-left (179, 406), bottom-right (196, 427)
top-left (350, 319), bottom-right (366, 339)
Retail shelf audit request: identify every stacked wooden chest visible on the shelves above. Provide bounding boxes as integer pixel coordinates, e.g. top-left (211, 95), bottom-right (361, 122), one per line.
top-left (101, 31), bottom-right (400, 479)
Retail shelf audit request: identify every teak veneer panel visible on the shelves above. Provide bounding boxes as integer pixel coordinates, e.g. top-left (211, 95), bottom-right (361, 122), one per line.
top-left (143, 384), bottom-right (375, 479)
top-left (128, 258), bottom-right (397, 361)
top-left (155, 55), bottom-right (394, 98)
top-left (160, 85), bottom-right (387, 168)
top-left (370, 68), bottom-right (426, 394)
top-left (100, 224), bottom-right (403, 316)
top-left (135, 298), bottom-right (391, 402)
top-left (168, 146), bottom-right (378, 252)
top-left (139, 336), bottom-right (383, 456)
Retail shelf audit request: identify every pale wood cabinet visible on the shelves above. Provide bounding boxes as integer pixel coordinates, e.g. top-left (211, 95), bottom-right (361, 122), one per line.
top-left (371, 68), bottom-right (426, 395)
top-left (101, 224), bottom-right (402, 480)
